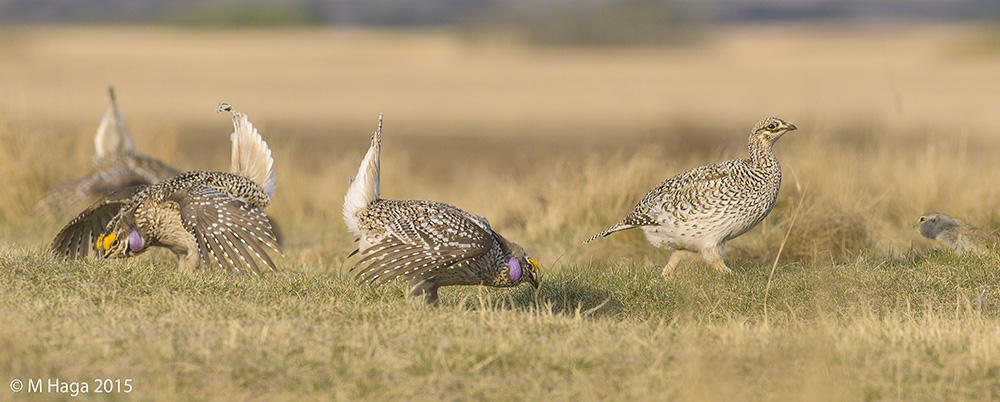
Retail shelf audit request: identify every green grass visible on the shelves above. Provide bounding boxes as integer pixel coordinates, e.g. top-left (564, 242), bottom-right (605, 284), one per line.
top-left (3, 235), bottom-right (1000, 401)
top-left (5, 112), bottom-right (1000, 401)
top-left (4, 25), bottom-right (1000, 401)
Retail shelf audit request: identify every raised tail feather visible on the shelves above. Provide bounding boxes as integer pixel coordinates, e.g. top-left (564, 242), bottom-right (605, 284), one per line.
top-left (343, 114), bottom-right (382, 237)
top-left (218, 103), bottom-right (276, 197)
top-left (94, 86), bottom-right (135, 157)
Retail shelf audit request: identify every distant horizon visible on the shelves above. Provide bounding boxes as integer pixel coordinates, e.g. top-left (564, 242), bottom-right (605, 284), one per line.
top-left (1, 0), bottom-right (997, 27)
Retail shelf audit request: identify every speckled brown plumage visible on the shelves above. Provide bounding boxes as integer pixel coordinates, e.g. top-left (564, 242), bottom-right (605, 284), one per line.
top-left (584, 117), bottom-right (797, 276)
top-left (50, 104), bottom-right (280, 274)
top-left (40, 87), bottom-right (181, 216)
top-left (343, 115), bottom-right (538, 304)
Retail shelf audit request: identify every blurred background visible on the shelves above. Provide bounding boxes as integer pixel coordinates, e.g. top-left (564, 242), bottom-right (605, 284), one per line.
top-left (2, 0), bottom-right (999, 132)
top-left (2, 0), bottom-right (1000, 262)
top-left (5, 5), bottom-right (1000, 400)
top-left (2, 0), bottom-right (999, 27)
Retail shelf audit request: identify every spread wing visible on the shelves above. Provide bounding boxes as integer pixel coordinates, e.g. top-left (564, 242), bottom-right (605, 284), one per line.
top-left (50, 185), bottom-right (145, 259)
top-left (169, 185), bottom-right (281, 275)
top-left (353, 205), bottom-right (494, 287)
top-left (40, 153), bottom-right (180, 217)
top-left (39, 169), bottom-right (154, 216)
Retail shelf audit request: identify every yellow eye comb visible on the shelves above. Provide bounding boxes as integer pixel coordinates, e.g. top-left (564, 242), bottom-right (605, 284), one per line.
top-left (98, 233), bottom-right (117, 251)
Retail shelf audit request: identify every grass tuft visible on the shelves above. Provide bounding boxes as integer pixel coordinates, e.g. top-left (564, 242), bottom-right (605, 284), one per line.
top-left (4, 26), bottom-right (1000, 400)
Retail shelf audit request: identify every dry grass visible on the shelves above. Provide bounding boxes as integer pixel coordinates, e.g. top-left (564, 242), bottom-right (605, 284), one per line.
top-left (2, 24), bottom-right (1000, 400)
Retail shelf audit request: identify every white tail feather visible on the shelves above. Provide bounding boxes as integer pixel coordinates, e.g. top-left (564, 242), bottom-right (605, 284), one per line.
top-left (343, 114), bottom-right (382, 236)
top-left (217, 103), bottom-right (276, 197)
top-left (94, 86), bottom-right (135, 157)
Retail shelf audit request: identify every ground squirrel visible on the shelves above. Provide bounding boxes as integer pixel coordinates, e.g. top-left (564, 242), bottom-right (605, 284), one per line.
top-left (914, 212), bottom-right (998, 255)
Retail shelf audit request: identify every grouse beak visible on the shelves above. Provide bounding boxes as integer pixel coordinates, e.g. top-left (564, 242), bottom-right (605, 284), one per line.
top-left (526, 258), bottom-right (539, 289)
top-left (787, 123), bottom-right (797, 131)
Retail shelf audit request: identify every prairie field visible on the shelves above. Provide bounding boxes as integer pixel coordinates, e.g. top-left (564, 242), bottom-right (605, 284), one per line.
top-left (3, 24), bottom-right (1000, 401)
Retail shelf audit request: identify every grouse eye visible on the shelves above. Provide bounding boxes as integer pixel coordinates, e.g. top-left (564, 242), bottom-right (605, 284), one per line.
top-left (767, 123), bottom-right (777, 130)
top-left (919, 217), bottom-right (926, 222)
top-left (111, 239), bottom-right (119, 246)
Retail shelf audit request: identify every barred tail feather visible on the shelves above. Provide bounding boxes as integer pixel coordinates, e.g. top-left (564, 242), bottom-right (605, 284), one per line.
top-left (94, 86), bottom-right (135, 157)
top-left (218, 103), bottom-right (276, 197)
top-left (343, 114), bottom-right (382, 237)
top-left (582, 223), bottom-right (636, 245)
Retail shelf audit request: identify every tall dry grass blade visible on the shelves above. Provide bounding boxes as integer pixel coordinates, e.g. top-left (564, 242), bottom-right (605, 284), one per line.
top-left (763, 184), bottom-right (808, 326)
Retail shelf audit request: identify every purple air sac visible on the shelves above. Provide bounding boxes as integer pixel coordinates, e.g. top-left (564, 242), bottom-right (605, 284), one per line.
top-left (507, 256), bottom-right (522, 282)
top-left (128, 229), bottom-right (145, 253)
